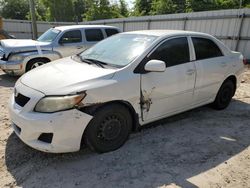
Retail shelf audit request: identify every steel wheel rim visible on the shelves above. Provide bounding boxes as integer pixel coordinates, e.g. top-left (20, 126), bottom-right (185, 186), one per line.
top-left (97, 115), bottom-right (122, 141)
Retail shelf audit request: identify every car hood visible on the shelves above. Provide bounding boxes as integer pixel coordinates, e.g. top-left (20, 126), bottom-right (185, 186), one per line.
top-left (20, 57), bottom-right (117, 95)
top-left (0, 39), bottom-right (51, 56)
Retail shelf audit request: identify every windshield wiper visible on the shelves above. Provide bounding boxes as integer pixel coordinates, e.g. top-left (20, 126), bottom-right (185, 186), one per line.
top-left (80, 58), bottom-right (107, 68)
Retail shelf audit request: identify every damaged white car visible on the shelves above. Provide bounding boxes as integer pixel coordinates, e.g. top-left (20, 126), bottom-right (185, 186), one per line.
top-left (9, 30), bottom-right (245, 153)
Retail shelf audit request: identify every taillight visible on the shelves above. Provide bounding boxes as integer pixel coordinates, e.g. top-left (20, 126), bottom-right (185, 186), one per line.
top-left (243, 58), bottom-right (247, 65)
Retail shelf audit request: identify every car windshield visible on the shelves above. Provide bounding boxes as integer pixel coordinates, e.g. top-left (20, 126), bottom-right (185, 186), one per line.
top-left (80, 34), bottom-right (157, 67)
top-left (37, 28), bottom-right (60, 42)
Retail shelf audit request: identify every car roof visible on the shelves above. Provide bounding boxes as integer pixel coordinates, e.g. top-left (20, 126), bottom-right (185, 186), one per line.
top-left (54, 25), bottom-right (118, 31)
top-left (123, 30), bottom-right (211, 38)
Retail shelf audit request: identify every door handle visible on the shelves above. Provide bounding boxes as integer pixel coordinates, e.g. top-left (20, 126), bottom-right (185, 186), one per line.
top-left (186, 69), bottom-right (195, 75)
top-left (76, 46), bottom-right (84, 49)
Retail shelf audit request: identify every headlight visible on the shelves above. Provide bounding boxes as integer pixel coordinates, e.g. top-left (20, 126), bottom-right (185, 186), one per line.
top-left (9, 54), bottom-right (24, 61)
top-left (35, 93), bottom-right (86, 113)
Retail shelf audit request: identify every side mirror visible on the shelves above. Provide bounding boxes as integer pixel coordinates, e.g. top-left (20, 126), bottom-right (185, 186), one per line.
top-left (144, 60), bottom-right (166, 72)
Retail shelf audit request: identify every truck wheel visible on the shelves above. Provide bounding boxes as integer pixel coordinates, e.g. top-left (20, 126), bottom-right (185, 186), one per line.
top-left (26, 58), bottom-right (49, 72)
top-left (84, 103), bottom-right (132, 153)
top-left (212, 80), bottom-right (235, 110)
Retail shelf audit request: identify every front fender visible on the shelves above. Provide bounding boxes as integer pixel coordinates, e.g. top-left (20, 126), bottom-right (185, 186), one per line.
top-left (22, 50), bottom-right (62, 63)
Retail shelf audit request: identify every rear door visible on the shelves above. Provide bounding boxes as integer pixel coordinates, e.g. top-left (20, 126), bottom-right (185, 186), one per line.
top-left (191, 37), bottom-right (231, 103)
top-left (140, 36), bottom-right (196, 121)
top-left (84, 28), bottom-right (104, 49)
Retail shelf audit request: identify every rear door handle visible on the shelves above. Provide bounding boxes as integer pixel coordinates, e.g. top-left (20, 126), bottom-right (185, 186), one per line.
top-left (76, 46), bottom-right (84, 49)
top-left (186, 69), bottom-right (195, 75)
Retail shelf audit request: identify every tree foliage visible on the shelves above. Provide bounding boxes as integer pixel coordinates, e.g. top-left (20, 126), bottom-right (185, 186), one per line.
top-left (0, 0), bottom-right (250, 21)
top-left (0, 0), bottom-right (29, 20)
top-left (133, 0), bottom-right (152, 16)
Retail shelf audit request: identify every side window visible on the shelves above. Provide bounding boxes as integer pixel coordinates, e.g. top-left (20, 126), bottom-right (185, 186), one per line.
top-left (59, 30), bottom-right (82, 44)
top-left (85, 29), bottom-right (104, 42)
top-left (148, 37), bottom-right (190, 67)
top-left (192, 37), bottom-right (223, 60)
top-left (105, 29), bottom-right (119, 37)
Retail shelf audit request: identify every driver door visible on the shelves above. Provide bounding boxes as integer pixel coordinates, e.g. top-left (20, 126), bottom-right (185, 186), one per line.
top-left (53, 29), bottom-right (85, 57)
top-left (140, 37), bottom-right (196, 122)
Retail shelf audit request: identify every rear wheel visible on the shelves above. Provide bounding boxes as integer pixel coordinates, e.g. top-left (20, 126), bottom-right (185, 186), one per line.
top-left (212, 80), bottom-right (235, 110)
top-left (84, 104), bottom-right (132, 153)
top-left (26, 58), bottom-right (49, 72)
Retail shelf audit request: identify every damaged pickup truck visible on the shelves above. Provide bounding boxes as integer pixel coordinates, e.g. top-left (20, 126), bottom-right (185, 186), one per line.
top-left (0, 25), bottom-right (119, 75)
top-left (9, 30), bottom-right (245, 153)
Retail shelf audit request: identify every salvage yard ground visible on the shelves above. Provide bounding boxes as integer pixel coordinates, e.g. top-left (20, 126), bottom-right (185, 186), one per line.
top-left (0, 69), bottom-right (250, 188)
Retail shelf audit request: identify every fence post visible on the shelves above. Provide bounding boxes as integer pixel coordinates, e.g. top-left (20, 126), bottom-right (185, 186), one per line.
top-left (147, 19), bottom-right (151, 30)
top-left (183, 17), bottom-right (188, 30)
top-left (122, 20), bottom-right (125, 32)
top-left (0, 17), bottom-right (2, 30)
top-left (235, 13), bottom-right (245, 51)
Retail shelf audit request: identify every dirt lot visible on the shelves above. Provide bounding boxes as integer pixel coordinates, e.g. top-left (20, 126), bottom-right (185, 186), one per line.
top-left (0, 69), bottom-right (250, 188)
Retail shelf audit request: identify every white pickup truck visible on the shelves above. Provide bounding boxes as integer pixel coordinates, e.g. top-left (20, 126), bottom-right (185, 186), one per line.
top-left (0, 25), bottom-right (120, 75)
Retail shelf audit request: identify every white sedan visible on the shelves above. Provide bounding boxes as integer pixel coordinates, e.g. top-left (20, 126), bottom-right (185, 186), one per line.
top-left (9, 30), bottom-right (246, 153)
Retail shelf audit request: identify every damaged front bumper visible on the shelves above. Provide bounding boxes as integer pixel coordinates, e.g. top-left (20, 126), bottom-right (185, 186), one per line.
top-left (0, 59), bottom-right (25, 76)
top-left (9, 82), bottom-right (93, 153)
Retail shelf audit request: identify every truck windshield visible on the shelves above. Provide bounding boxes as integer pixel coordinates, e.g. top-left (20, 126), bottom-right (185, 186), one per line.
top-left (80, 34), bottom-right (157, 67)
top-left (37, 28), bottom-right (60, 42)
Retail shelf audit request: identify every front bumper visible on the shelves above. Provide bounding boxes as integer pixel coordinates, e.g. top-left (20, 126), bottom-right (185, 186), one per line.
top-left (9, 82), bottom-right (93, 153)
top-left (0, 59), bottom-right (25, 76)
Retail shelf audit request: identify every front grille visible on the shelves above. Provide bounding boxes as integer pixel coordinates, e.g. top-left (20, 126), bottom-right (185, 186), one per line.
top-left (15, 93), bottom-right (30, 107)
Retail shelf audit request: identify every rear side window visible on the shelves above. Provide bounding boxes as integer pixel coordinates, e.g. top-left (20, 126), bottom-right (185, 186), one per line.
top-left (105, 29), bottom-right (119, 37)
top-left (192, 37), bottom-right (223, 60)
top-left (59, 30), bottom-right (82, 43)
top-left (148, 37), bottom-right (190, 67)
top-left (85, 29), bottom-right (104, 42)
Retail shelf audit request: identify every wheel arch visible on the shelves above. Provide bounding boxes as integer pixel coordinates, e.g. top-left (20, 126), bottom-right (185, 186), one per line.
top-left (224, 75), bottom-right (237, 95)
top-left (80, 100), bottom-right (140, 132)
top-left (25, 57), bottom-right (51, 72)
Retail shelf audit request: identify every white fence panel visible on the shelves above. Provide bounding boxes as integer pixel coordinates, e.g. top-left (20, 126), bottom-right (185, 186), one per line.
top-left (2, 9), bottom-right (250, 59)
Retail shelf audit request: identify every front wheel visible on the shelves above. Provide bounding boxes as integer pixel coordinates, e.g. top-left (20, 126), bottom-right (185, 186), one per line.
top-left (84, 104), bottom-right (132, 153)
top-left (212, 80), bottom-right (235, 110)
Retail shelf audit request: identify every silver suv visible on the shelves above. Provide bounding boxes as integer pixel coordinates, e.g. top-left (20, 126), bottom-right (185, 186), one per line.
top-left (0, 25), bottom-right (120, 75)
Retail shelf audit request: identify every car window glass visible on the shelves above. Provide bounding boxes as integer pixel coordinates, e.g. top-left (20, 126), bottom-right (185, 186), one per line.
top-left (105, 29), bottom-right (119, 37)
top-left (59, 30), bottom-right (82, 44)
top-left (85, 29), bottom-right (104, 42)
top-left (148, 37), bottom-right (190, 67)
top-left (192, 37), bottom-right (223, 60)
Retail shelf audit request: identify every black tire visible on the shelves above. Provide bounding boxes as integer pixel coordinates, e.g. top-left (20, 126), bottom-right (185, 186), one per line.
top-left (84, 103), bottom-right (132, 153)
top-left (26, 58), bottom-right (49, 72)
top-left (212, 80), bottom-right (235, 110)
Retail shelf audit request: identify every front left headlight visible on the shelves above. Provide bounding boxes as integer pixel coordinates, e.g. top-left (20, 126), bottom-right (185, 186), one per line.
top-left (9, 54), bottom-right (24, 61)
top-left (35, 93), bottom-right (86, 113)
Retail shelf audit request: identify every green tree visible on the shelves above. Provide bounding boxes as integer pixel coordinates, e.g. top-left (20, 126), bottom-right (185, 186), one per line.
top-left (150, 0), bottom-right (176, 15)
top-left (26, 0), bottom-right (47, 21)
top-left (73, 0), bottom-right (87, 22)
top-left (42, 0), bottom-right (74, 21)
top-left (0, 0), bottom-right (29, 20)
top-left (119, 0), bottom-right (129, 17)
top-left (133, 0), bottom-right (152, 16)
top-left (84, 0), bottom-right (119, 21)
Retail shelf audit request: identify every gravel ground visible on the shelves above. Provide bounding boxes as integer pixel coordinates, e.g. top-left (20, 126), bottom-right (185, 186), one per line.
top-left (0, 69), bottom-right (250, 188)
